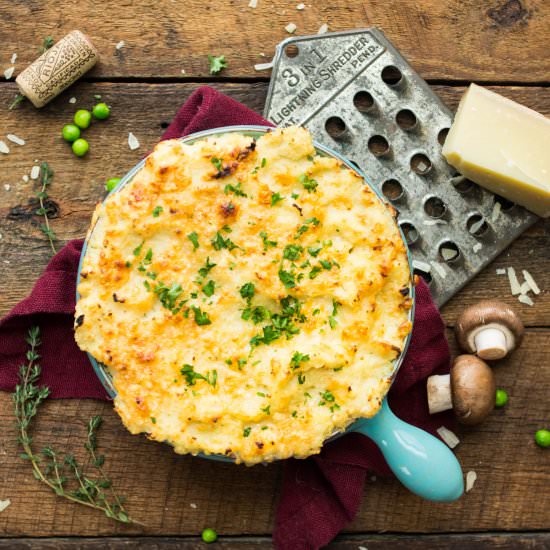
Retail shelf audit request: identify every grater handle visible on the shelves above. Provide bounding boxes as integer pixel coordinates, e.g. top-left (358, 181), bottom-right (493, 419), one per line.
top-left (351, 399), bottom-right (464, 502)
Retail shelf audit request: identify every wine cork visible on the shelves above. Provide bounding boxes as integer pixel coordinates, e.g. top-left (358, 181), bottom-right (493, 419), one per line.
top-left (15, 30), bottom-right (99, 108)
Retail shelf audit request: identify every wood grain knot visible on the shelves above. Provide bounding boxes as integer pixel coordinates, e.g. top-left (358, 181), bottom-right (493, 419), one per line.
top-left (487, 0), bottom-right (530, 27)
top-left (7, 199), bottom-right (60, 221)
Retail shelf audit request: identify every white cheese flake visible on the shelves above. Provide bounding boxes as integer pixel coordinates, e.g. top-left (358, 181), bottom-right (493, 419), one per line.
top-left (10, 53), bottom-right (17, 64)
top-left (468, 218), bottom-right (485, 234)
top-left (7, 134), bottom-right (25, 146)
top-left (69, 96), bottom-right (77, 104)
top-left (507, 267), bottom-right (521, 296)
top-left (181, 69), bottom-right (186, 74)
top-left (128, 132), bottom-right (140, 150)
top-left (248, 0), bottom-right (258, 7)
top-left (472, 243), bottom-right (482, 253)
top-left (297, 2), bottom-right (305, 9)
top-left (190, 502), bottom-right (197, 509)
top-left (491, 201), bottom-right (502, 222)
top-left (254, 62), bottom-right (273, 71)
top-left (431, 262), bottom-right (447, 279)
top-left (465, 471), bottom-right (477, 493)
top-left (22, 174), bottom-right (29, 182)
top-left (412, 259), bottom-right (431, 273)
top-left (496, 268), bottom-right (506, 275)
top-left (0, 499), bottom-right (10, 512)
top-left (4, 66), bottom-right (15, 80)
top-left (4, 184), bottom-right (10, 191)
top-left (30, 165), bottom-right (40, 180)
top-left (522, 270), bottom-right (540, 295)
top-left (437, 426), bottom-right (460, 449)
top-left (518, 294), bottom-right (534, 307)
top-left (285, 23), bottom-right (297, 34)
top-left (116, 40), bottom-right (125, 50)
top-left (0, 140), bottom-right (9, 154)
top-left (520, 281), bottom-right (531, 295)
top-left (318, 23), bottom-right (329, 34)
top-left (423, 219), bottom-right (447, 226)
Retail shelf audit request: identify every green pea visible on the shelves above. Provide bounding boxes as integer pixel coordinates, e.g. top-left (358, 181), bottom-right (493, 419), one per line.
top-left (201, 528), bottom-right (218, 543)
top-left (535, 429), bottom-right (550, 448)
top-left (495, 389), bottom-right (508, 408)
top-left (92, 102), bottom-right (111, 120)
top-left (62, 124), bottom-right (81, 143)
top-left (105, 177), bottom-right (121, 192)
top-left (74, 109), bottom-right (92, 129)
top-left (72, 138), bottom-right (89, 157)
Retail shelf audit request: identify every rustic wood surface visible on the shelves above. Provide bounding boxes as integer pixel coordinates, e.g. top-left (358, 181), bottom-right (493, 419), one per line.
top-left (1, 0), bottom-right (549, 547)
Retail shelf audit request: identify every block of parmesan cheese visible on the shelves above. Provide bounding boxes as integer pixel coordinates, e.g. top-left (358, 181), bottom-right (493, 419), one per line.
top-left (442, 84), bottom-right (550, 217)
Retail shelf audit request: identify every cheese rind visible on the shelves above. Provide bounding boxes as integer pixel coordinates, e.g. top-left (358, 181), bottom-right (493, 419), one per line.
top-left (442, 84), bottom-right (550, 217)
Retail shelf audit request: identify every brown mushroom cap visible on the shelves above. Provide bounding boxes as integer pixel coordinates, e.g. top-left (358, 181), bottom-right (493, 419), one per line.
top-left (451, 354), bottom-right (496, 425)
top-left (454, 300), bottom-right (524, 358)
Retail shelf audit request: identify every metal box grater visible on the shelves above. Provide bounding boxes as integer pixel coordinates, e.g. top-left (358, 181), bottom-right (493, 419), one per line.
top-left (263, 28), bottom-right (538, 306)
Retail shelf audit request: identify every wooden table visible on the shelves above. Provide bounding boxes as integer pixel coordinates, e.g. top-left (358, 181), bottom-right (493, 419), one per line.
top-left (1, 1), bottom-right (549, 547)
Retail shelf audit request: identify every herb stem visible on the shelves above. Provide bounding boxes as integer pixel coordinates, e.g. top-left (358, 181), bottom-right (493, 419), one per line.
top-left (37, 162), bottom-right (57, 255)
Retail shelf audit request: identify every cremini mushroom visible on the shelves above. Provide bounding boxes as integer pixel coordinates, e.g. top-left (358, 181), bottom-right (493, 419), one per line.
top-left (427, 355), bottom-right (496, 425)
top-left (455, 300), bottom-right (524, 360)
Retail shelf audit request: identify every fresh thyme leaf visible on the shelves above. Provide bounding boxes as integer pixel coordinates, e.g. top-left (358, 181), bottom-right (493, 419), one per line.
top-left (208, 54), bottom-right (227, 75)
top-left (13, 327), bottom-right (140, 525)
top-left (299, 174), bottom-right (318, 193)
top-left (152, 206), bottom-right (163, 217)
top-left (270, 192), bottom-right (284, 206)
top-left (211, 157), bottom-right (223, 171)
top-left (202, 280), bottom-right (215, 297)
top-left (36, 162), bottom-right (56, 255)
top-left (40, 36), bottom-right (55, 53)
top-left (8, 93), bottom-right (26, 110)
top-left (224, 182), bottom-right (247, 197)
top-left (259, 231), bottom-right (277, 251)
top-left (187, 231), bottom-right (200, 251)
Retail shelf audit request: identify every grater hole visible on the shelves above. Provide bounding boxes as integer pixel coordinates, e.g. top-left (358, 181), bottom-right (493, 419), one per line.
top-left (424, 196), bottom-right (447, 218)
top-left (382, 179), bottom-right (404, 201)
top-left (494, 194), bottom-right (515, 211)
top-left (414, 268), bottom-right (433, 285)
top-left (381, 65), bottom-right (403, 87)
top-left (439, 241), bottom-right (461, 263)
top-left (411, 153), bottom-right (432, 175)
top-left (396, 109), bottom-right (417, 130)
top-left (438, 128), bottom-right (450, 146)
top-left (451, 175), bottom-right (475, 194)
top-left (325, 116), bottom-right (347, 139)
top-left (368, 135), bottom-right (390, 157)
top-left (467, 214), bottom-right (489, 236)
top-left (353, 90), bottom-right (375, 112)
top-left (399, 222), bottom-right (419, 245)
top-left (285, 44), bottom-right (299, 58)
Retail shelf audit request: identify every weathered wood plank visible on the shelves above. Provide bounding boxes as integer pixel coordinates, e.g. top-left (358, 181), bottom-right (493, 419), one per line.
top-left (0, 329), bottom-right (548, 536)
top-left (0, 82), bottom-right (548, 325)
top-left (1, 533), bottom-right (550, 549)
top-left (1, 0), bottom-right (549, 81)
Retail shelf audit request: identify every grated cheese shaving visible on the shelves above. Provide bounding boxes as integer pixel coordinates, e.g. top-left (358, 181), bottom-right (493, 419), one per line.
top-left (22, 174), bottom-right (29, 182)
top-left (10, 53), bottom-right (17, 64)
top-left (437, 426), bottom-right (460, 449)
top-left (423, 219), bottom-right (447, 226)
top-left (0, 499), bottom-right (10, 513)
top-left (116, 40), bottom-right (125, 50)
top-left (69, 97), bottom-right (77, 104)
top-left (254, 62), bottom-right (273, 71)
top-left (30, 165), bottom-right (40, 180)
top-left (496, 268), bottom-right (506, 275)
top-left (4, 66), bottom-right (15, 80)
top-left (520, 281), bottom-right (530, 295)
top-left (0, 141), bottom-right (9, 154)
top-left (469, 218), bottom-right (485, 234)
top-left (297, 2), bottom-right (305, 8)
top-left (440, 246), bottom-right (459, 262)
top-left (248, 0), bottom-right (258, 7)
top-left (181, 69), bottom-right (186, 74)
top-left (431, 262), bottom-right (447, 279)
top-left (128, 132), bottom-right (140, 151)
top-left (318, 23), bottom-right (329, 34)
top-left (507, 267), bottom-right (521, 296)
top-left (465, 471), bottom-right (477, 492)
top-left (7, 134), bottom-right (25, 146)
top-left (412, 259), bottom-right (431, 273)
top-left (491, 201), bottom-right (501, 222)
top-left (518, 294), bottom-right (534, 307)
top-left (522, 270), bottom-right (540, 295)
top-left (4, 184), bottom-right (10, 191)
top-left (190, 502), bottom-right (197, 509)
top-left (472, 243), bottom-right (482, 253)
top-left (285, 23), bottom-right (297, 33)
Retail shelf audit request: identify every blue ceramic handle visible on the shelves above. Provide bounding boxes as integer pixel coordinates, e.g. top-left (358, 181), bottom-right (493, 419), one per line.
top-left (351, 399), bottom-right (464, 502)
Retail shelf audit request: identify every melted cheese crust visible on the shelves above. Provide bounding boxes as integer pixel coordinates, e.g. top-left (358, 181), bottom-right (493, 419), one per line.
top-left (75, 127), bottom-right (412, 465)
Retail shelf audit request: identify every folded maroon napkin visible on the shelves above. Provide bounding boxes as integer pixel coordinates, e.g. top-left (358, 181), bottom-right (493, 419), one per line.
top-left (0, 86), bottom-right (453, 550)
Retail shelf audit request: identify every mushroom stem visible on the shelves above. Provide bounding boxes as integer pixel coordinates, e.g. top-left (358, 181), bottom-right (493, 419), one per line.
top-left (427, 374), bottom-right (452, 414)
top-left (474, 327), bottom-right (508, 360)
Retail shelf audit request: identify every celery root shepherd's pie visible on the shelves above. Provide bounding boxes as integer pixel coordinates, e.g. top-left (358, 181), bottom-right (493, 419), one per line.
top-left (75, 126), bottom-right (413, 465)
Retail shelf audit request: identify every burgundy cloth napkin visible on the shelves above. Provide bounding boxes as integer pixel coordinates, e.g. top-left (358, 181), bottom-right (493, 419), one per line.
top-left (0, 86), bottom-right (453, 549)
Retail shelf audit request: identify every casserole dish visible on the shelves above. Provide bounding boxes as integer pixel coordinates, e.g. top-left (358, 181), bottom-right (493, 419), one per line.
top-left (77, 125), bottom-right (463, 502)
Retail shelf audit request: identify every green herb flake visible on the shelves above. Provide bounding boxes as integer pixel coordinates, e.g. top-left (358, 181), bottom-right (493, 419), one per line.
top-left (198, 257), bottom-right (217, 278)
top-left (133, 241), bottom-right (145, 256)
top-left (243, 427), bottom-right (251, 437)
top-left (278, 269), bottom-right (296, 289)
top-left (299, 173), bottom-right (318, 193)
top-left (320, 259), bottom-right (332, 270)
top-left (180, 364), bottom-right (217, 386)
top-left (202, 280), bottom-right (216, 297)
top-left (143, 248), bottom-right (153, 264)
top-left (187, 231), bottom-right (200, 251)
top-left (260, 231), bottom-right (277, 251)
top-left (309, 266), bottom-right (322, 279)
top-left (256, 392), bottom-right (266, 397)
top-left (211, 157), bottom-right (223, 171)
top-left (191, 306), bottom-right (211, 326)
top-left (290, 351), bottom-right (310, 370)
top-left (260, 405), bottom-right (271, 415)
top-left (282, 244), bottom-right (303, 261)
top-left (208, 54), bottom-right (227, 75)
top-left (211, 231), bottom-right (238, 251)
top-left (297, 373), bottom-right (306, 385)
top-left (151, 417), bottom-right (157, 424)
top-left (237, 358), bottom-right (247, 369)
top-left (261, 157), bottom-right (267, 168)
top-left (239, 282), bottom-right (255, 300)
top-left (270, 192), bottom-right (284, 206)
top-left (224, 182), bottom-right (247, 197)
top-left (152, 206), bottom-right (163, 217)
top-left (307, 246), bottom-right (322, 257)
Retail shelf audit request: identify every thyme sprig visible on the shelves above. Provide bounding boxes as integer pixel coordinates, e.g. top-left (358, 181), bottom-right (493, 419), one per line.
top-left (13, 327), bottom-right (142, 525)
top-left (36, 162), bottom-right (57, 255)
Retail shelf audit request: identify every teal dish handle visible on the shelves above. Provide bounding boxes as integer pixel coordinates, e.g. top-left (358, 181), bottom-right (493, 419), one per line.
top-left (351, 399), bottom-right (464, 502)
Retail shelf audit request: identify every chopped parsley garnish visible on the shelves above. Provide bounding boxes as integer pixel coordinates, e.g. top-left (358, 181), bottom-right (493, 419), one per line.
top-left (211, 157), bottom-right (223, 171)
top-left (256, 391), bottom-right (266, 397)
top-left (299, 173), bottom-right (318, 193)
top-left (250, 325), bottom-right (280, 347)
top-left (191, 306), bottom-right (211, 326)
top-left (260, 405), bottom-right (271, 415)
top-left (208, 54), bottom-right (227, 75)
top-left (180, 364), bottom-right (217, 387)
top-left (278, 269), bottom-right (296, 289)
top-left (143, 248), bottom-right (153, 264)
top-left (261, 157), bottom-right (267, 168)
top-left (290, 351), bottom-right (310, 370)
top-left (153, 281), bottom-right (184, 312)
top-left (202, 280), bottom-right (215, 297)
top-left (222, 224), bottom-right (232, 233)
top-left (309, 266), bottom-right (322, 279)
top-left (291, 192), bottom-right (299, 199)
top-left (152, 206), bottom-right (163, 217)
top-left (243, 427), bottom-right (251, 437)
top-left (292, 410), bottom-right (298, 417)
top-left (307, 246), bottom-right (322, 257)
top-left (187, 231), bottom-right (200, 251)
top-left (211, 231), bottom-right (238, 251)
top-left (198, 257), bottom-right (217, 278)
top-left (237, 358), bottom-right (247, 369)
top-left (320, 390), bottom-right (335, 403)
top-left (133, 241), bottom-right (144, 256)
top-left (224, 182), bottom-right (247, 197)
top-left (242, 305), bottom-right (271, 324)
top-left (313, 308), bottom-right (321, 315)
top-left (297, 373), bottom-right (306, 385)
top-left (282, 244), bottom-right (303, 261)
top-left (294, 217), bottom-right (320, 240)
top-left (328, 301), bottom-right (340, 330)
top-left (151, 417), bottom-right (157, 424)
top-left (125, 261), bottom-right (132, 268)
top-left (260, 231), bottom-right (277, 250)
top-left (271, 192), bottom-right (284, 206)
top-left (239, 282), bottom-right (255, 300)
top-left (319, 259), bottom-right (333, 270)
